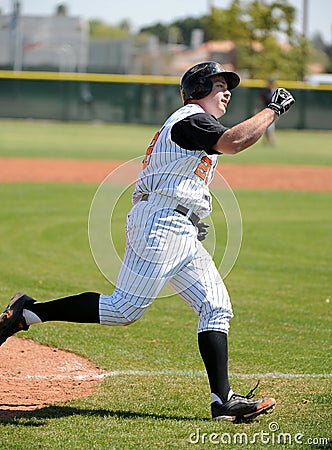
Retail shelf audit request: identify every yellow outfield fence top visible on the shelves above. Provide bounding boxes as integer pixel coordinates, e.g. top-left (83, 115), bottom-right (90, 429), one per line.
top-left (0, 70), bottom-right (180, 85)
top-left (0, 70), bottom-right (332, 91)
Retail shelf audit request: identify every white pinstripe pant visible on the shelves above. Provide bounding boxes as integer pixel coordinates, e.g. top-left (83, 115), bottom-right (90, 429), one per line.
top-left (99, 200), bottom-right (233, 333)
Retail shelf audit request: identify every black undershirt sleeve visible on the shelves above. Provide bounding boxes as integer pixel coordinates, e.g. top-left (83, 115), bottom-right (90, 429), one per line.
top-left (171, 113), bottom-right (228, 154)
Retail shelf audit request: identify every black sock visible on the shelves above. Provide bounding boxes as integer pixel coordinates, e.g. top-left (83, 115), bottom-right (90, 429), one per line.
top-left (27, 292), bottom-right (100, 323)
top-left (198, 330), bottom-right (231, 403)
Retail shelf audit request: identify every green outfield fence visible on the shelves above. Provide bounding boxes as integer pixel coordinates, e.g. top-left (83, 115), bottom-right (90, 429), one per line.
top-left (0, 70), bottom-right (331, 129)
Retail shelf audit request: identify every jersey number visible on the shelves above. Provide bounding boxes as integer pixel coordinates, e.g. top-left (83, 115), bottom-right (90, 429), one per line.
top-left (194, 156), bottom-right (212, 183)
top-left (142, 127), bottom-right (164, 169)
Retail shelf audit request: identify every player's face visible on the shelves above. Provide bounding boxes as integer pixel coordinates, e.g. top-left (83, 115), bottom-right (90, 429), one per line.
top-left (200, 75), bottom-right (231, 118)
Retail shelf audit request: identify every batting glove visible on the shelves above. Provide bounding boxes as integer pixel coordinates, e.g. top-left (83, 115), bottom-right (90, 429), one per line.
top-left (197, 222), bottom-right (209, 241)
top-left (267, 88), bottom-right (295, 116)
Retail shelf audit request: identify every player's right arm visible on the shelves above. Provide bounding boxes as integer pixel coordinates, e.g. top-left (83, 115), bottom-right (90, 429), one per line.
top-left (214, 87), bottom-right (295, 155)
top-left (214, 108), bottom-right (277, 155)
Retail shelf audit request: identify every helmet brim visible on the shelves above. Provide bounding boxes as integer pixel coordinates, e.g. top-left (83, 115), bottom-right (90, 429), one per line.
top-left (218, 72), bottom-right (240, 90)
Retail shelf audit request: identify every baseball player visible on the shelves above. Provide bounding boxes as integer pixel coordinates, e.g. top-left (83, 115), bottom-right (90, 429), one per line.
top-left (0, 61), bottom-right (295, 422)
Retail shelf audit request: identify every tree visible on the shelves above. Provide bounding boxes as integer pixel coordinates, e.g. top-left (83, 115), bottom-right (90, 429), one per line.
top-left (140, 17), bottom-right (206, 46)
top-left (204, 0), bottom-right (307, 80)
top-left (204, 0), bottom-right (249, 42)
top-left (172, 17), bottom-right (207, 46)
top-left (89, 20), bottom-right (130, 39)
top-left (311, 32), bottom-right (332, 73)
top-left (140, 23), bottom-right (172, 44)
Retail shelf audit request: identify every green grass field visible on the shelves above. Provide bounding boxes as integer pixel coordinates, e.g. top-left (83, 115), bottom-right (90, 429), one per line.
top-left (0, 119), bottom-right (332, 166)
top-left (0, 121), bottom-right (331, 449)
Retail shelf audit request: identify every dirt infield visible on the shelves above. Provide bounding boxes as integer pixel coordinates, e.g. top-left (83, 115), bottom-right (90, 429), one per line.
top-left (0, 338), bottom-right (106, 420)
top-left (0, 156), bottom-right (331, 420)
top-left (1, 157), bottom-right (332, 191)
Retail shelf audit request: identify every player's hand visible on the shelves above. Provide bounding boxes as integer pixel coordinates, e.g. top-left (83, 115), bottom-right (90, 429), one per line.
top-left (267, 88), bottom-right (295, 116)
top-left (197, 222), bottom-right (209, 241)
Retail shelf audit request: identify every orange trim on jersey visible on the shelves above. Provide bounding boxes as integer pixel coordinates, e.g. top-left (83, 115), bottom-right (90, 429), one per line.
top-left (194, 155), bottom-right (212, 183)
top-left (142, 126), bottom-right (165, 169)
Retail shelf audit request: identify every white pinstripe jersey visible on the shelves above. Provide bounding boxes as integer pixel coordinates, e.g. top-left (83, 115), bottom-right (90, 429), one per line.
top-left (133, 104), bottom-right (219, 218)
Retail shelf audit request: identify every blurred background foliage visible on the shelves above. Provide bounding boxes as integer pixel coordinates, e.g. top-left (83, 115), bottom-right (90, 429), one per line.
top-left (86, 0), bottom-right (331, 80)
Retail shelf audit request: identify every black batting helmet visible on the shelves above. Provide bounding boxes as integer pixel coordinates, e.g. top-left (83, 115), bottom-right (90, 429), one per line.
top-left (180, 61), bottom-right (240, 105)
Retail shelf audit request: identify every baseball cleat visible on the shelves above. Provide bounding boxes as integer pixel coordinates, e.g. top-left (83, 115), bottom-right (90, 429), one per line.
top-left (0, 292), bottom-right (33, 346)
top-left (211, 383), bottom-right (275, 422)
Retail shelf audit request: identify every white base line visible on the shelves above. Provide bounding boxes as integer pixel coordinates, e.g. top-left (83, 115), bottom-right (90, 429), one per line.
top-left (105, 370), bottom-right (332, 379)
top-left (11, 370), bottom-right (332, 381)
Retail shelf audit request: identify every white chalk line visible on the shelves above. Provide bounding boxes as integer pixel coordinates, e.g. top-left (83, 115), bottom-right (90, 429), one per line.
top-left (2, 370), bottom-right (331, 381)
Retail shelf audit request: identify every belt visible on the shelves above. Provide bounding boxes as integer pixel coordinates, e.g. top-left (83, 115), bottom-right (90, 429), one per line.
top-left (140, 193), bottom-right (200, 227)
